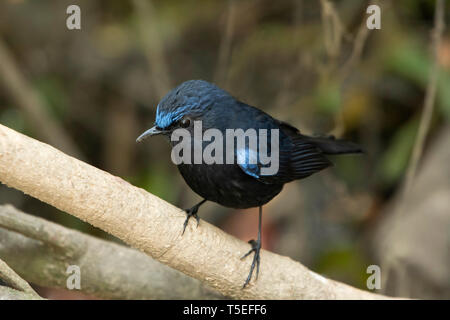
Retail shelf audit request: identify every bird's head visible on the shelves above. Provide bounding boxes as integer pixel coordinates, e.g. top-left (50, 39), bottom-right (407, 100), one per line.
top-left (136, 80), bottom-right (230, 142)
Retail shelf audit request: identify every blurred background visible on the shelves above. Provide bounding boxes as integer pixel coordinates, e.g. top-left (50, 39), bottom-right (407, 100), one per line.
top-left (0, 0), bottom-right (449, 299)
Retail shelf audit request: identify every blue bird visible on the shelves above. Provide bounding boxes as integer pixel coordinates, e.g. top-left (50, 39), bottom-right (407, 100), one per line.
top-left (137, 80), bottom-right (362, 287)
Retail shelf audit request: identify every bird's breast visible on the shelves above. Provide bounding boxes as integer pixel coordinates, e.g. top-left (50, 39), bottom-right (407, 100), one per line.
top-left (177, 162), bottom-right (283, 209)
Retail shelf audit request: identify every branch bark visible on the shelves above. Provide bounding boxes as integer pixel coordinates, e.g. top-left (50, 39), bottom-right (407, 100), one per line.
top-left (0, 258), bottom-right (43, 300)
top-left (0, 286), bottom-right (43, 300)
top-left (0, 258), bottom-right (38, 295)
top-left (0, 124), bottom-right (392, 299)
top-left (0, 204), bottom-right (222, 299)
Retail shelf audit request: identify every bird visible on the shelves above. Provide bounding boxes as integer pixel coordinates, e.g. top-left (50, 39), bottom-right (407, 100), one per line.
top-left (136, 79), bottom-right (362, 288)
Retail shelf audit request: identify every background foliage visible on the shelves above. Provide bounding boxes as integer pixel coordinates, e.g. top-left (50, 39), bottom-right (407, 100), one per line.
top-left (0, 0), bottom-right (449, 298)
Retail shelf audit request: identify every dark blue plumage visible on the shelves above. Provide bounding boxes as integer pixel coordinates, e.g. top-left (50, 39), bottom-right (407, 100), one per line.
top-left (137, 80), bottom-right (362, 287)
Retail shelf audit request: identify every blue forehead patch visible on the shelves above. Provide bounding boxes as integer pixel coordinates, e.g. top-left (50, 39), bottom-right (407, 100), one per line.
top-left (155, 109), bottom-right (181, 129)
top-left (155, 96), bottom-right (201, 129)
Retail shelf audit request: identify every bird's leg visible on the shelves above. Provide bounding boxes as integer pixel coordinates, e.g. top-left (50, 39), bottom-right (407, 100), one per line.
top-left (241, 206), bottom-right (262, 288)
top-left (182, 199), bottom-right (207, 235)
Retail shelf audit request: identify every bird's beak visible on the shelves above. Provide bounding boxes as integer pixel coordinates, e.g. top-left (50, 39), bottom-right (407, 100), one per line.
top-left (136, 126), bottom-right (164, 143)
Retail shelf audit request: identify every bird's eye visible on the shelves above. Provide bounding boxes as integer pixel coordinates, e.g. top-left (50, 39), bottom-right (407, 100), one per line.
top-left (180, 118), bottom-right (191, 128)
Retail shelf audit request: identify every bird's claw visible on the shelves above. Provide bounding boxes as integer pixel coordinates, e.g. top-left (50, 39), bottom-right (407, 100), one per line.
top-left (241, 239), bottom-right (261, 288)
top-left (182, 207), bottom-right (200, 235)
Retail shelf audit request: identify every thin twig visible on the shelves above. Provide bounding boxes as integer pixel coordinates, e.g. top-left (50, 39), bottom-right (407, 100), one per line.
top-left (133, 0), bottom-right (172, 100)
top-left (340, 20), bottom-right (371, 82)
top-left (0, 39), bottom-right (83, 159)
top-left (320, 0), bottom-right (345, 60)
top-left (319, 0), bottom-right (375, 137)
top-left (403, 0), bottom-right (445, 197)
top-left (214, 0), bottom-right (237, 87)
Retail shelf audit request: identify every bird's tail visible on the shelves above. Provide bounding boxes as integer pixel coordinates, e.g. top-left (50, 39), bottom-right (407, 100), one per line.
top-left (301, 134), bottom-right (363, 155)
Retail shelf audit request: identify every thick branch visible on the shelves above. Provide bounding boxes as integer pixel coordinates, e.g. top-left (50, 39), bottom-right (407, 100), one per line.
top-left (0, 258), bottom-right (38, 295)
top-left (0, 258), bottom-right (43, 300)
top-left (0, 124), bottom-right (390, 299)
top-left (0, 204), bottom-right (222, 300)
top-left (0, 286), bottom-right (43, 300)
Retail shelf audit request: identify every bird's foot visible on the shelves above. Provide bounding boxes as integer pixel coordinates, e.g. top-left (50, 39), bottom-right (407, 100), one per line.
top-left (240, 239), bottom-right (261, 288)
top-left (182, 206), bottom-right (201, 235)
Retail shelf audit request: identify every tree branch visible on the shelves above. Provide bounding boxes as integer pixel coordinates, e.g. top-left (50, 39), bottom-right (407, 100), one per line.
top-left (0, 204), bottom-right (222, 300)
top-left (0, 258), bottom-right (43, 300)
top-left (0, 124), bottom-right (392, 299)
top-left (0, 258), bottom-right (37, 295)
top-left (0, 286), bottom-right (43, 300)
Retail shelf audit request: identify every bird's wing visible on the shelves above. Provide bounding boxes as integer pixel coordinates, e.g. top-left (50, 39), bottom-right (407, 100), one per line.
top-left (236, 147), bottom-right (261, 179)
top-left (236, 120), bottom-right (332, 184)
top-left (277, 121), bottom-right (332, 181)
